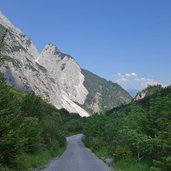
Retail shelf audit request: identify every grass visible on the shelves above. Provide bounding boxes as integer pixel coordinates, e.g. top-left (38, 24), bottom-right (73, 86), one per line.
top-left (0, 147), bottom-right (65, 171)
top-left (83, 144), bottom-right (150, 171)
top-left (113, 159), bottom-right (150, 171)
top-left (0, 165), bottom-right (13, 171)
top-left (94, 148), bottom-right (108, 159)
top-left (17, 150), bottom-right (53, 170)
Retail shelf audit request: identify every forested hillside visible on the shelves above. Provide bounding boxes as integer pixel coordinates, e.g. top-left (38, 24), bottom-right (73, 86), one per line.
top-left (0, 73), bottom-right (84, 170)
top-left (81, 69), bottom-right (132, 113)
top-left (84, 85), bottom-right (171, 171)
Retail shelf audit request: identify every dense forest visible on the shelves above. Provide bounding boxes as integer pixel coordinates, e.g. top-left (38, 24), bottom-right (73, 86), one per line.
top-left (0, 72), bottom-right (84, 170)
top-left (84, 85), bottom-right (171, 171)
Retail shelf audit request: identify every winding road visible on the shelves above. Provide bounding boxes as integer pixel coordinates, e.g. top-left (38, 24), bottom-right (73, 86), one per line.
top-left (43, 134), bottom-right (112, 171)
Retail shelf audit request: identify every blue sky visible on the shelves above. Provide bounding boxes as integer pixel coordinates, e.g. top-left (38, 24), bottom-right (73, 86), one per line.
top-left (0, 0), bottom-right (171, 91)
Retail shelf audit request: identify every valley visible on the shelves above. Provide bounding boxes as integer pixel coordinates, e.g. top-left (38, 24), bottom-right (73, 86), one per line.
top-left (43, 134), bottom-right (112, 171)
top-left (0, 4), bottom-right (171, 171)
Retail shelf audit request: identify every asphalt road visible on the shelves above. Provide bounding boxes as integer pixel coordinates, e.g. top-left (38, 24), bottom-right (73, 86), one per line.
top-left (43, 134), bottom-right (112, 171)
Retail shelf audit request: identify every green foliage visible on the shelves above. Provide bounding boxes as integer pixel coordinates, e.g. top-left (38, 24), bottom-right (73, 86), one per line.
top-left (0, 24), bottom-right (7, 66)
top-left (113, 145), bottom-right (132, 161)
top-left (114, 159), bottom-right (150, 171)
top-left (0, 24), bottom-right (7, 52)
top-left (16, 151), bottom-right (52, 171)
top-left (21, 92), bottom-right (43, 118)
top-left (20, 117), bottom-right (42, 153)
top-left (0, 73), bottom-right (24, 165)
top-left (84, 85), bottom-right (171, 171)
top-left (81, 69), bottom-right (132, 113)
top-left (0, 72), bottom-right (85, 170)
top-left (40, 111), bottom-right (65, 155)
top-left (140, 85), bottom-right (162, 98)
top-left (151, 156), bottom-right (171, 171)
top-left (64, 119), bottom-right (84, 134)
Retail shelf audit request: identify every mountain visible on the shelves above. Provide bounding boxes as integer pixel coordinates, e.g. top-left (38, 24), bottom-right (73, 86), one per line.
top-left (135, 84), bottom-right (163, 101)
top-left (0, 11), bottom-right (132, 116)
top-left (81, 69), bottom-right (132, 113)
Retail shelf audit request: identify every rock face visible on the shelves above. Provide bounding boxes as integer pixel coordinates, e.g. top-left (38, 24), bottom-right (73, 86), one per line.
top-left (82, 69), bottom-right (132, 113)
top-left (38, 43), bottom-right (89, 116)
top-left (134, 85), bottom-right (163, 101)
top-left (0, 11), bottom-right (132, 116)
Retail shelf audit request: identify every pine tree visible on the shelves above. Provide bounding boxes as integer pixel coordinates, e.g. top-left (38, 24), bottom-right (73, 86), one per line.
top-left (0, 73), bottom-right (24, 165)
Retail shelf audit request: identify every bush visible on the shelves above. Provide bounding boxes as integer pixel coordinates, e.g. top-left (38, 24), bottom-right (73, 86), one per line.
top-left (65, 119), bottom-right (83, 133)
top-left (20, 117), bottom-right (42, 153)
top-left (151, 156), bottom-right (171, 171)
top-left (113, 145), bottom-right (132, 161)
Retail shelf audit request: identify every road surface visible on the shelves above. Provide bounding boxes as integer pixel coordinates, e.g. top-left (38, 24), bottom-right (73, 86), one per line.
top-left (43, 134), bottom-right (112, 171)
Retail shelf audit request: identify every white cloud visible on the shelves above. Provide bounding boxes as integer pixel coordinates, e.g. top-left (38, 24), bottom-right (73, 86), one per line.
top-left (125, 72), bottom-right (137, 77)
top-left (115, 72), bottom-right (163, 91)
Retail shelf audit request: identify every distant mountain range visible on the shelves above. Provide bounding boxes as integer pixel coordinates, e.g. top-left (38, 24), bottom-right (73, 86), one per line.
top-left (0, 11), bottom-right (132, 116)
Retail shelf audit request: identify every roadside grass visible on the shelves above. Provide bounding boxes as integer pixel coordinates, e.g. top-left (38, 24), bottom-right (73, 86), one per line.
top-left (17, 150), bottom-right (53, 170)
top-left (95, 149), bottom-right (108, 158)
top-left (82, 140), bottom-right (150, 171)
top-left (0, 147), bottom-right (65, 171)
top-left (0, 165), bottom-right (13, 171)
top-left (113, 159), bottom-right (150, 171)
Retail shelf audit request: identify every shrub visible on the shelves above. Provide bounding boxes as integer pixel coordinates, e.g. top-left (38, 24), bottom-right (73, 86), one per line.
top-left (113, 145), bottom-right (132, 161)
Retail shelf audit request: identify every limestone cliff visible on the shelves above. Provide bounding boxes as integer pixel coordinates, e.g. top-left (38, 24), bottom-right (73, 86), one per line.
top-left (0, 11), bottom-right (132, 116)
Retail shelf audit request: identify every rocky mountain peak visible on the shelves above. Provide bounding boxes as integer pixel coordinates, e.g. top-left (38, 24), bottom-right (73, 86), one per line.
top-left (0, 11), bottom-right (22, 35)
top-left (0, 12), bottom-right (132, 117)
top-left (41, 43), bottom-right (60, 56)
